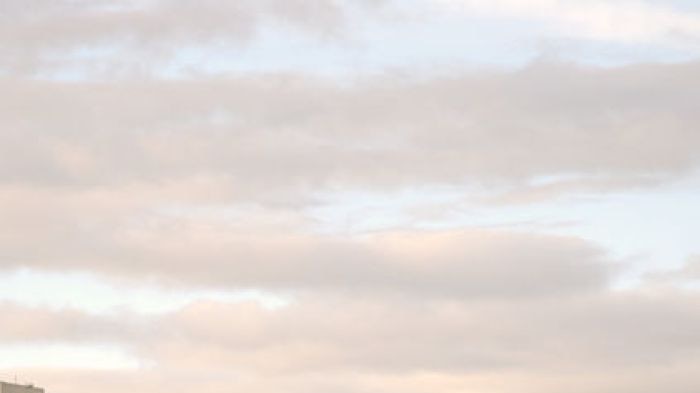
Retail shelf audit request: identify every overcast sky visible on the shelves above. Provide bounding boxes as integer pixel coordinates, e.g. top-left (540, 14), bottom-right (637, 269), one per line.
top-left (2, 1), bottom-right (700, 392)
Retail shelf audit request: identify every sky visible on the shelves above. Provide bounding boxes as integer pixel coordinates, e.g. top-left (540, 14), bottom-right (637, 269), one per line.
top-left (1, 1), bottom-right (700, 392)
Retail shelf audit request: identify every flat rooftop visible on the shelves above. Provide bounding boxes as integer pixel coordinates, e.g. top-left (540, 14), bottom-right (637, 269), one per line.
top-left (0, 381), bottom-right (45, 393)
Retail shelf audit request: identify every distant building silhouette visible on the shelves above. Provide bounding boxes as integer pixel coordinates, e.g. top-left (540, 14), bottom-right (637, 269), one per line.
top-left (0, 381), bottom-right (44, 393)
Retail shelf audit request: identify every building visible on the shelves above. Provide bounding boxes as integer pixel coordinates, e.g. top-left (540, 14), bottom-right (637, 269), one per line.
top-left (0, 382), bottom-right (44, 393)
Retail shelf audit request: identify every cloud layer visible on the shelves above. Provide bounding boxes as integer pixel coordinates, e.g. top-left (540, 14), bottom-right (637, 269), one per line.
top-left (3, 62), bottom-right (700, 193)
top-left (4, 284), bottom-right (700, 393)
top-left (439, 0), bottom-right (700, 45)
top-left (2, 2), bottom-right (700, 393)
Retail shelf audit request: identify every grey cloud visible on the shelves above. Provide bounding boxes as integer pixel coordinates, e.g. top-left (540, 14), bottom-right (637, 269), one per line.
top-left (0, 302), bottom-right (150, 343)
top-left (0, 189), bottom-right (612, 297)
top-left (8, 62), bottom-right (700, 300)
top-left (644, 255), bottom-right (700, 284)
top-left (678, 255), bottom-right (700, 279)
top-left (19, 367), bottom-right (700, 393)
top-left (3, 61), bottom-right (695, 300)
top-left (1, 2), bottom-right (697, 392)
top-left (4, 288), bottom-right (700, 393)
top-left (2, 62), bottom-right (699, 198)
top-left (150, 292), bottom-right (700, 373)
top-left (0, 0), bottom-right (377, 74)
top-left (19, 366), bottom-right (700, 393)
top-left (472, 174), bottom-right (666, 205)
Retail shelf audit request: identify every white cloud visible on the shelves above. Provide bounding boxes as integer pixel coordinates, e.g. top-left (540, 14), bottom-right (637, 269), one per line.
top-left (437, 0), bottom-right (700, 45)
top-left (3, 287), bottom-right (700, 392)
top-left (0, 344), bottom-right (141, 370)
top-left (1, 2), bottom-right (699, 392)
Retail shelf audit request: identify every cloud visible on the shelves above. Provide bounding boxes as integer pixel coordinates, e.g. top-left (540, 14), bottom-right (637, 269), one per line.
top-left (677, 255), bottom-right (700, 280)
top-left (0, 191), bottom-right (613, 297)
top-left (436, 0), bottom-right (700, 46)
top-left (644, 255), bottom-right (700, 285)
top-left (1, 2), bottom-right (697, 393)
top-left (0, 302), bottom-right (148, 343)
top-left (3, 287), bottom-right (700, 393)
top-left (21, 365), bottom-right (700, 393)
top-left (150, 292), bottom-right (700, 374)
top-left (0, 0), bottom-right (382, 74)
top-left (4, 0), bottom-right (700, 76)
top-left (3, 61), bottom-right (698, 299)
top-left (2, 61), bottom-right (700, 197)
